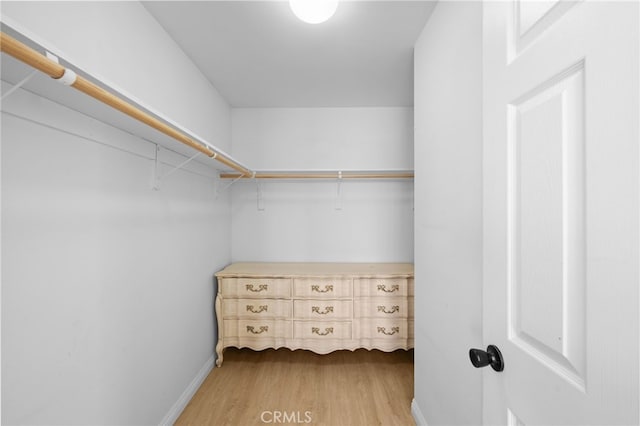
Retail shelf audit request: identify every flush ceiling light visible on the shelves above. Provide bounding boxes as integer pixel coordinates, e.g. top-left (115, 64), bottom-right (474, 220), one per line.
top-left (289, 0), bottom-right (339, 24)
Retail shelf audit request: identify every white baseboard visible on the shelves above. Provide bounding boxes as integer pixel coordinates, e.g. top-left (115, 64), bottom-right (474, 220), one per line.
top-left (159, 355), bottom-right (215, 425)
top-left (411, 398), bottom-right (428, 426)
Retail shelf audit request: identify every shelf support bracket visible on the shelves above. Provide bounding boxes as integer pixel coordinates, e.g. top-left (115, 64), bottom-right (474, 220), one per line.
top-left (335, 171), bottom-right (343, 211)
top-left (162, 152), bottom-right (201, 180)
top-left (1, 70), bottom-right (37, 101)
top-left (152, 145), bottom-right (161, 190)
top-left (152, 148), bottom-right (201, 190)
top-left (216, 172), bottom-right (249, 198)
top-left (257, 180), bottom-right (265, 211)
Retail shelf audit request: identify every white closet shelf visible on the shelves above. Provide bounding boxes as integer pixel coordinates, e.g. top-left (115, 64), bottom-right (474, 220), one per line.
top-left (0, 27), bottom-right (414, 182)
top-left (0, 27), bottom-right (251, 176)
top-left (220, 170), bottom-right (414, 180)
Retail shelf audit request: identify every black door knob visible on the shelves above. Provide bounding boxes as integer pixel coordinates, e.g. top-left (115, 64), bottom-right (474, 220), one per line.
top-left (469, 345), bottom-right (504, 372)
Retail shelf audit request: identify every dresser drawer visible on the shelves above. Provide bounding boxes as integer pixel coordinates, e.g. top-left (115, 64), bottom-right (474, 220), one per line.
top-left (355, 319), bottom-right (409, 339)
top-left (293, 321), bottom-right (352, 339)
top-left (293, 278), bottom-right (352, 298)
top-left (354, 278), bottom-right (409, 297)
top-left (222, 299), bottom-right (292, 319)
top-left (354, 298), bottom-right (408, 318)
top-left (294, 300), bottom-right (352, 319)
top-left (224, 319), bottom-right (292, 338)
top-left (220, 278), bottom-right (291, 298)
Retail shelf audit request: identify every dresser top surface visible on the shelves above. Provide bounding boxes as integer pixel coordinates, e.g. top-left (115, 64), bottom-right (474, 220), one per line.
top-left (215, 262), bottom-right (414, 278)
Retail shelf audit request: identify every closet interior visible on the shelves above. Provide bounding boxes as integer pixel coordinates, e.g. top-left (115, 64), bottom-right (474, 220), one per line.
top-left (1, 2), bottom-right (420, 424)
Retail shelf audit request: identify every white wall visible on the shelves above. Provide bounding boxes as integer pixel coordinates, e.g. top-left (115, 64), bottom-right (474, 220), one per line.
top-left (1, 2), bottom-right (232, 424)
top-left (231, 107), bottom-right (414, 262)
top-left (413, 2), bottom-right (483, 425)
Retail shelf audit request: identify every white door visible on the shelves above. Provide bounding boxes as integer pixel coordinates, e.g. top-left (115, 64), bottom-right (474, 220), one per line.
top-left (483, 0), bottom-right (639, 424)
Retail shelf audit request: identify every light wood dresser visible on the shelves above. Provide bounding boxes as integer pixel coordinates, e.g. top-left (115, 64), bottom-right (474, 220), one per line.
top-left (214, 262), bottom-right (414, 366)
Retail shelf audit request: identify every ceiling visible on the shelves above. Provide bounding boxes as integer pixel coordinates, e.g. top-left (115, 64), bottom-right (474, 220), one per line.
top-left (142, 1), bottom-right (436, 108)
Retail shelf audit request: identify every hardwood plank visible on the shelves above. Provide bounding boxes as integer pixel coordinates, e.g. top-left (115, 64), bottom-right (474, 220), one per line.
top-left (176, 348), bottom-right (414, 425)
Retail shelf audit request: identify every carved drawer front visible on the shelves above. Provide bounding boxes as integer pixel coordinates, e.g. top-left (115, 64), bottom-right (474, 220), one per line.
top-left (220, 278), bottom-right (291, 298)
top-left (222, 299), bottom-right (292, 319)
top-left (224, 319), bottom-right (292, 338)
top-left (354, 298), bottom-right (408, 318)
top-left (355, 319), bottom-right (408, 339)
top-left (354, 278), bottom-right (409, 297)
top-left (293, 278), bottom-right (352, 298)
top-left (293, 300), bottom-right (352, 319)
top-left (293, 321), bottom-right (352, 339)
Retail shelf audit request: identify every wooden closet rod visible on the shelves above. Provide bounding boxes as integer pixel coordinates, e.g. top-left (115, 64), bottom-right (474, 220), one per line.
top-left (220, 171), bottom-right (415, 180)
top-left (0, 32), bottom-right (252, 176)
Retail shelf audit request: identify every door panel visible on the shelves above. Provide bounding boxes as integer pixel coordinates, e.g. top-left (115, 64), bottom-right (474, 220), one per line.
top-left (483, 1), bottom-right (638, 424)
top-left (510, 0), bottom-right (579, 60)
top-left (508, 61), bottom-right (586, 390)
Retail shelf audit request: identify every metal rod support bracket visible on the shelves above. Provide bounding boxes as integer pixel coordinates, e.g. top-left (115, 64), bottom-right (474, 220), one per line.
top-left (161, 152), bottom-right (201, 180)
top-left (335, 171), bottom-right (343, 210)
top-left (216, 173), bottom-right (245, 197)
top-left (152, 149), bottom-right (201, 190)
top-left (1, 70), bottom-right (38, 101)
top-left (152, 145), bottom-right (161, 190)
top-left (257, 180), bottom-right (265, 211)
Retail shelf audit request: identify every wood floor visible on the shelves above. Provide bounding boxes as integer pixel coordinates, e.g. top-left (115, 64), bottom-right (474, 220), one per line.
top-left (176, 348), bottom-right (415, 426)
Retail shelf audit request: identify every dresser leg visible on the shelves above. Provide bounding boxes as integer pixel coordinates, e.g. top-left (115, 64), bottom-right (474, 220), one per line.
top-left (215, 293), bottom-right (224, 367)
top-left (215, 342), bottom-right (224, 367)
